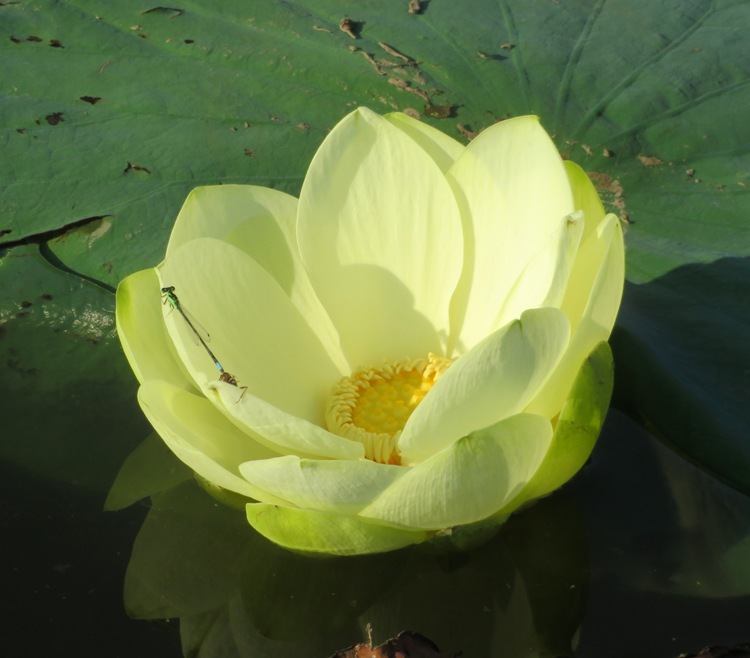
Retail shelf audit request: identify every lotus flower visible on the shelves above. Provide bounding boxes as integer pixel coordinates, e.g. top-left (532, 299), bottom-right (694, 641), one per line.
top-left (116, 107), bottom-right (624, 555)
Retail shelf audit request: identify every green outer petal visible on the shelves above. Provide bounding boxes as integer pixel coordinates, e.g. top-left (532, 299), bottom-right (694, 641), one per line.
top-left (246, 503), bottom-right (426, 556)
top-left (297, 107), bottom-right (464, 368)
top-left (116, 268), bottom-right (194, 390)
top-left (447, 115), bottom-right (575, 352)
top-left (138, 379), bottom-right (281, 498)
top-left (561, 160), bottom-right (620, 334)
top-left (564, 160), bottom-right (606, 247)
top-left (566, 213), bottom-right (625, 337)
top-left (209, 381), bottom-right (364, 461)
top-left (526, 214), bottom-right (624, 418)
top-left (384, 111), bottom-right (465, 173)
top-left (159, 237), bottom-right (342, 424)
top-left (165, 185), bottom-right (347, 374)
top-left (399, 307), bottom-right (570, 465)
top-left (360, 414), bottom-right (553, 529)
top-left (238, 454), bottom-right (405, 512)
top-left (506, 341), bottom-right (614, 512)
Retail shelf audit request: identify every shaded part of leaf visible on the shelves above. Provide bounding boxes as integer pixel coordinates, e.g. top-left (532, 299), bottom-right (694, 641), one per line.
top-left (613, 258), bottom-right (750, 495)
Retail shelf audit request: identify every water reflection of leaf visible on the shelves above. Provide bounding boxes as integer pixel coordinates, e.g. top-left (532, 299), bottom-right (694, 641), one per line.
top-left (105, 433), bottom-right (191, 511)
top-left (576, 411), bottom-right (750, 658)
top-left (122, 476), bottom-right (589, 657)
top-left (115, 409), bottom-right (750, 657)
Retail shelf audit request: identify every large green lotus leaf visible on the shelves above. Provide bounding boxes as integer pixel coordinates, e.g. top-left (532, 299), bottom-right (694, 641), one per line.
top-left (0, 245), bottom-right (150, 489)
top-left (2, 0), bottom-right (749, 490)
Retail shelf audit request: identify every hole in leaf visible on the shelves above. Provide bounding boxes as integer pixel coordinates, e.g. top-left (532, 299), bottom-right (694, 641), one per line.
top-left (45, 112), bottom-right (64, 126)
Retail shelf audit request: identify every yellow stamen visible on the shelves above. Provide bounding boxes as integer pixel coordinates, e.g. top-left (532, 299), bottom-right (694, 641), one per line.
top-left (325, 353), bottom-right (452, 464)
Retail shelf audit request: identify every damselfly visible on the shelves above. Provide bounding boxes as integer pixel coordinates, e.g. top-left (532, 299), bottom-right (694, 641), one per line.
top-left (161, 286), bottom-right (247, 400)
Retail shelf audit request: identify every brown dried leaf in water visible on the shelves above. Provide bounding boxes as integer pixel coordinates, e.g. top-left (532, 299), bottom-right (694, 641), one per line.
top-left (408, 0), bottom-right (422, 14)
top-left (328, 630), bottom-right (458, 658)
top-left (676, 643), bottom-right (750, 658)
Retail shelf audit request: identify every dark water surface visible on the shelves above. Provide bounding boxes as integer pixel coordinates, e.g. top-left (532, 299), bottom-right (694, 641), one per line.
top-left (3, 409), bottom-right (750, 658)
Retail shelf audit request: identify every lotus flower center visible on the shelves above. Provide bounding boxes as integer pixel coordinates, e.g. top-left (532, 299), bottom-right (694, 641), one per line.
top-left (325, 354), bottom-right (452, 465)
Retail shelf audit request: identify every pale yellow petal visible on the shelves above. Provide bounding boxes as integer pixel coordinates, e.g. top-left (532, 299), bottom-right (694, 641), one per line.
top-left (525, 215), bottom-right (624, 417)
top-left (138, 379), bottom-right (280, 497)
top-left (210, 381), bottom-right (364, 461)
top-left (297, 107), bottom-right (463, 368)
top-left (165, 184), bottom-right (347, 374)
top-left (384, 111), bottom-right (465, 173)
top-left (116, 268), bottom-right (195, 390)
top-left (447, 116), bottom-right (574, 352)
top-left (239, 454), bottom-right (404, 512)
top-left (360, 414), bottom-right (553, 529)
top-left (564, 160), bottom-right (606, 245)
top-left (399, 307), bottom-right (570, 465)
top-left (487, 210), bottom-right (584, 336)
top-left (166, 184), bottom-right (295, 257)
top-left (158, 238), bottom-right (343, 424)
